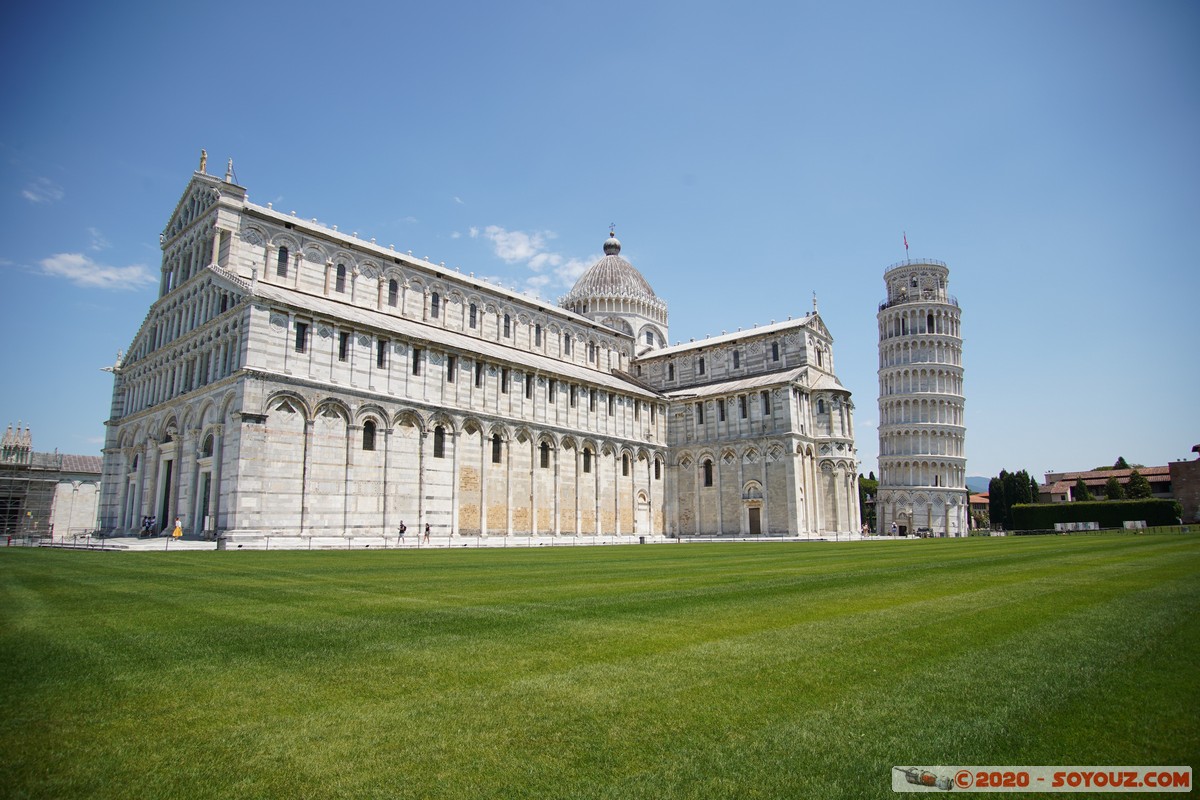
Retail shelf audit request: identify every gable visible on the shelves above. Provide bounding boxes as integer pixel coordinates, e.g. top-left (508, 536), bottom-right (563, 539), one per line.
top-left (806, 313), bottom-right (831, 340)
top-left (122, 271), bottom-right (247, 366)
top-left (163, 176), bottom-right (225, 244)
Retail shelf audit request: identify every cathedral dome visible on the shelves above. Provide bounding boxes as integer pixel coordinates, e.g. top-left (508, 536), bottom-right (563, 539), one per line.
top-left (563, 233), bottom-right (659, 305)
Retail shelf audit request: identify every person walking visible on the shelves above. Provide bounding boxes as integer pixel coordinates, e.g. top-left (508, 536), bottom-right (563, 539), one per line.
top-left (422, 523), bottom-right (431, 543)
top-left (172, 517), bottom-right (183, 540)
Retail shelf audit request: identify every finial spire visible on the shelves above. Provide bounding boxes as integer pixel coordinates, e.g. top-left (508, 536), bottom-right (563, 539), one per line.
top-left (225, 158), bottom-right (234, 182)
top-left (812, 291), bottom-right (819, 314)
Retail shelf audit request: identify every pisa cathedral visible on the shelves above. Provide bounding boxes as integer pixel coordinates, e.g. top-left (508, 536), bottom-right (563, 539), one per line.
top-left (99, 160), bottom-right (861, 540)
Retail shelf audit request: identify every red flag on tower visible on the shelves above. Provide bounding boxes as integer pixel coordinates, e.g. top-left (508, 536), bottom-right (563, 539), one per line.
top-left (903, 232), bottom-right (909, 253)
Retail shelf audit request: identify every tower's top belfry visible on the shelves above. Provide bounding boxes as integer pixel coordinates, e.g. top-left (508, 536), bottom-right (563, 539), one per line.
top-left (880, 258), bottom-right (952, 309)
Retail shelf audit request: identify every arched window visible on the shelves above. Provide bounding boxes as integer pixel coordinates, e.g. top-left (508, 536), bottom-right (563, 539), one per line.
top-left (276, 246), bottom-right (289, 278)
top-left (433, 425), bottom-right (446, 458)
top-left (362, 420), bottom-right (376, 451)
top-left (583, 448), bottom-right (592, 473)
top-left (540, 441), bottom-right (550, 469)
top-left (388, 279), bottom-right (398, 307)
top-left (492, 434), bottom-right (502, 464)
top-left (535, 324), bottom-right (542, 346)
top-left (335, 264), bottom-right (346, 293)
top-left (817, 398), bottom-right (826, 414)
top-left (202, 434), bottom-right (214, 458)
top-left (622, 454), bottom-right (629, 476)
top-left (469, 303), bottom-right (477, 328)
top-left (563, 334), bottom-right (572, 355)
top-left (430, 292), bottom-right (440, 318)
top-left (703, 459), bottom-right (714, 487)
top-left (654, 457), bottom-right (661, 480)
top-left (503, 314), bottom-right (511, 337)
top-left (698, 356), bottom-right (706, 375)
top-left (645, 330), bottom-right (654, 345)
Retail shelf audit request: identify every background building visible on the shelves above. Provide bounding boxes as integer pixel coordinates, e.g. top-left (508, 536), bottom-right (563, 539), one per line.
top-left (98, 162), bottom-right (860, 541)
top-left (1, 423), bottom-right (102, 539)
top-left (875, 258), bottom-right (968, 536)
top-left (1039, 451), bottom-right (1200, 523)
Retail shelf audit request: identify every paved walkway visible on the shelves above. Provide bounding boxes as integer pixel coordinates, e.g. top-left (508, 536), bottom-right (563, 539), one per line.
top-left (34, 531), bottom-right (918, 552)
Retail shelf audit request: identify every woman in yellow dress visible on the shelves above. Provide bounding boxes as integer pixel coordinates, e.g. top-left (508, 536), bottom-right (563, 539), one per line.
top-left (172, 518), bottom-right (183, 539)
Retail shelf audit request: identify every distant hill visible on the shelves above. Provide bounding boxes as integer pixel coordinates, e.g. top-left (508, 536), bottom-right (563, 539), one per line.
top-left (966, 476), bottom-right (990, 493)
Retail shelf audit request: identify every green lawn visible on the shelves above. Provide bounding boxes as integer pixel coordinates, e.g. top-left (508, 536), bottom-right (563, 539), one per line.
top-left (1, 534), bottom-right (1196, 799)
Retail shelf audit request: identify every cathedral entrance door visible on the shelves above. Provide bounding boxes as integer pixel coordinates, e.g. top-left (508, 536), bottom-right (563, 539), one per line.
top-left (748, 507), bottom-right (761, 535)
top-left (635, 493), bottom-right (649, 534)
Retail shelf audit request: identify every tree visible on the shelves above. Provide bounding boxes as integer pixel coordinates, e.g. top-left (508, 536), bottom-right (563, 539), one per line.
top-left (858, 473), bottom-right (878, 531)
top-left (1073, 479), bottom-right (1093, 501)
top-left (988, 475), bottom-right (1008, 530)
top-left (1114, 456), bottom-right (1130, 470)
top-left (1105, 477), bottom-right (1125, 500)
top-left (1126, 469), bottom-right (1153, 499)
top-left (987, 468), bottom-right (1036, 530)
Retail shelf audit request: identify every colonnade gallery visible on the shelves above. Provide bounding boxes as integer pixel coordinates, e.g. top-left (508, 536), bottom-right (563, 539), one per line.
top-left (100, 163), bottom-right (861, 539)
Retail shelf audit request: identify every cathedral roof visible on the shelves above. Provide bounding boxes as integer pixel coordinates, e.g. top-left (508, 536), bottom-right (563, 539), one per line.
top-left (647, 314), bottom-right (817, 358)
top-left (562, 234), bottom-right (660, 306)
top-left (251, 281), bottom-right (662, 400)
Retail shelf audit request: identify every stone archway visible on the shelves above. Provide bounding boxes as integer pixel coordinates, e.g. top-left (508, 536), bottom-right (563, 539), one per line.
top-left (743, 481), bottom-right (764, 535)
top-left (635, 490), bottom-right (650, 535)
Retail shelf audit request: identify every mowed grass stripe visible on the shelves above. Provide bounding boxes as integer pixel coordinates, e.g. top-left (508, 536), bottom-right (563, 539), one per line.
top-left (1, 534), bottom-right (1196, 800)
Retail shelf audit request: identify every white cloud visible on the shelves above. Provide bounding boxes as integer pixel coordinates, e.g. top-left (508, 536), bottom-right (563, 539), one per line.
top-left (38, 253), bottom-right (157, 290)
top-left (87, 227), bottom-right (110, 251)
top-left (554, 257), bottom-right (591, 285)
top-left (23, 177), bottom-right (64, 204)
top-left (483, 225), bottom-right (553, 263)
top-left (450, 231), bottom-right (462, 239)
top-left (468, 226), bottom-right (479, 238)
top-left (528, 252), bottom-right (563, 272)
top-left (472, 224), bottom-right (600, 300)
top-left (453, 196), bottom-right (465, 205)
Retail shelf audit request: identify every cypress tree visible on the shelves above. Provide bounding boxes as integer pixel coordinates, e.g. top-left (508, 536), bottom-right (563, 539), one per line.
top-left (1073, 478), bottom-right (1093, 501)
top-left (988, 475), bottom-right (1007, 530)
top-left (1105, 477), bottom-right (1125, 500)
top-left (1126, 470), bottom-right (1153, 499)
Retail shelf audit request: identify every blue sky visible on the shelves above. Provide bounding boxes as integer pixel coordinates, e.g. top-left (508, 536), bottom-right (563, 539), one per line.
top-left (1, 0), bottom-right (1196, 482)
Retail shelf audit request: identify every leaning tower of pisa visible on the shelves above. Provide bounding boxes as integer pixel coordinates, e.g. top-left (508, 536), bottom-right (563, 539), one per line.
top-left (876, 258), bottom-right (968, 536)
